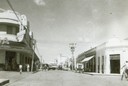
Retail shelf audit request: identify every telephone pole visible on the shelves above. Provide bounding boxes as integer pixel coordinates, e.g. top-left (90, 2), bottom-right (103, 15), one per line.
top-left (69, 43), bottom-right (76, 70)
top-left (31, 38), bottom-right (36, 72)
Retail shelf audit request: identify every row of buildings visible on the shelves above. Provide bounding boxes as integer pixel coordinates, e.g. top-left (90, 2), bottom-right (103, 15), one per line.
top-left (0, 9), bottom-right (40, 71)
top-left (76, 38), bottom-right (128, 74)
top-left (2, 9), bottom-right (128, 75)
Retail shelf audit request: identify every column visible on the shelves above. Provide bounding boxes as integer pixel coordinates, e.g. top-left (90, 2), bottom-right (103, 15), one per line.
top-left (105, 54), bottom-right (110, 74)
top-left (96, 56), bottom-right (98, 73)
top-left (16, 53), bottom-right (20, 64)
top-left (100, 56), bottom-right (102, 73)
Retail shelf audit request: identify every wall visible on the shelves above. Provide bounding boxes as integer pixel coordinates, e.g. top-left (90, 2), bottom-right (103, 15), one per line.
top-left (104, 39), bottom-right (128, 74)
top-left (96, 43), bottom-right (106, 73)
top-left (0, 50), bottom-right (5, 70)
top-left (105, 47), bottom-right (128, 74)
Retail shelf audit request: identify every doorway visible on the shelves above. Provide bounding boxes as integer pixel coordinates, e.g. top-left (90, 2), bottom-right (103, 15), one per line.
top-left (110, 54), bottom-right (120, 73)
top-left (5, 51), bottom-right (17, 71)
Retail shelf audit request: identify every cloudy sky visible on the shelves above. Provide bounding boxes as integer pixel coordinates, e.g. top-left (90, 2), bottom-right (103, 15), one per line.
top-left (1, 0), bottom-right (128, 63)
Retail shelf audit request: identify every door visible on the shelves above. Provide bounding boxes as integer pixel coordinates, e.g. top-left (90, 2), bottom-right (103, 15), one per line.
top-left (5, 51), bottom-right (17, 71)
top-left (110, 54), bottom-right (120, 73)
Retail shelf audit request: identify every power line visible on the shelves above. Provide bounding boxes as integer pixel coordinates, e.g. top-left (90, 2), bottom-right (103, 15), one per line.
top-left (6, 0), bottom-right (42, 58)
top-left (6, 0), bottom-right (21, 23)
top-left (6, 0), bottom-right (27, 29)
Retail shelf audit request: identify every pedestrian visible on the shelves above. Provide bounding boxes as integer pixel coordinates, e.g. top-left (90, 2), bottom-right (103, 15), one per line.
top-left (44, 64), bottom-right (47, 71)
top-left (70, 64), bottom-right (72, 70)
top-left (121, 61), bottom-right (128, 80)
top-left (27, 64), bottom-right (30, 72)
top-left (19, 64), bottom-right (22, 74)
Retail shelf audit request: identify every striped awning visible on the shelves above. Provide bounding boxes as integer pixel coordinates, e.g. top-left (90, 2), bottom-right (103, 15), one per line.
top-left (81, 56), bottom-right (94, 62)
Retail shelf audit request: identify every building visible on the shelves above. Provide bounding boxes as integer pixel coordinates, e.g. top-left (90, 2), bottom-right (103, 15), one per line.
top-left (0, 9), bottom-right (40, 71)
top-left (76, 38), bottom-right (128, 74)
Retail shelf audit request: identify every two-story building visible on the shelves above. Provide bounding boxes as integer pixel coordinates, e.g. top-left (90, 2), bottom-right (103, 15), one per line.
top-left (0, 9), bottom-right (40, 71)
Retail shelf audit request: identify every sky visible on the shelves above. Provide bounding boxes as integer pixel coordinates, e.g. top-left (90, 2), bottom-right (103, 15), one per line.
top-left (1, 0), bottom-right (128, 63)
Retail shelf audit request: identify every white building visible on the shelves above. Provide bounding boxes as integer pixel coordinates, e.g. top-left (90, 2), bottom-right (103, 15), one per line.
top-left (0, 9), bottom-right (40, 71)
top-left (76, 38), bottom-right (128, 74)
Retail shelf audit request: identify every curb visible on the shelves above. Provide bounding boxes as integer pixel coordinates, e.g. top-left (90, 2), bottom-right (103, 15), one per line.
top-left (74, 71), bottom-right (121, 76)
top-left (0, 79), bottom-right (9, 86)
top-left (83, 72), bottom-right (121, 76)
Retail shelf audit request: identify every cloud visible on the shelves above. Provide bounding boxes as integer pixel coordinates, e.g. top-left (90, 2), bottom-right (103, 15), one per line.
top-left (34, 0), bottom-right (46, 6)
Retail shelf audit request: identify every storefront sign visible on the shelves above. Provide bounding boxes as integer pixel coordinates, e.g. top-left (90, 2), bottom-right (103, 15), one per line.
top-left (0, 37), bottom-right (9, 44)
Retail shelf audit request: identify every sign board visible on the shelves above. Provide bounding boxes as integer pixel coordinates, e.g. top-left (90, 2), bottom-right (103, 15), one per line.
top-left (0, 37), bottom-right (9, 44)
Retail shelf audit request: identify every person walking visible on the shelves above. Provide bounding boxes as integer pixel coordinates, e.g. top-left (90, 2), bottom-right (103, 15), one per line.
top-left (121, 61), bottom-right (128, 80)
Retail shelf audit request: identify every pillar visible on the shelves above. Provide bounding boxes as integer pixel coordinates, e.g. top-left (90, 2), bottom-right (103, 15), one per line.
top-left (99, 56), bottom-right (102, 73)
top-left (16, 53), bottom-right (20, 64)
top-left (96, 56), bottom-right (98, 73)
top-left (105, 54), bottom-right (110, 74)
top-left (0, 50), bottom-right (5, 64)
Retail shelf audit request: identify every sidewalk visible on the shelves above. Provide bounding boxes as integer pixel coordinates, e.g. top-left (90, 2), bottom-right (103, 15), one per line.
top-left (0, 79), bottom-right (9, 86)
top-left (0, 71), bottom-right (32, 86)
top-left (84, 72), bottom-right (121, 76)
top-left (75, 71), bottom-right (121, 76)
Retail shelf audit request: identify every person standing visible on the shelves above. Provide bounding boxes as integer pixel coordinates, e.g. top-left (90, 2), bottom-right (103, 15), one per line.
top-left (44, 64), bottom-right (47, 71)
top-left (19, 64), bottom-right (22, 74)
top-left (27, 64), bottom-right (30, 72)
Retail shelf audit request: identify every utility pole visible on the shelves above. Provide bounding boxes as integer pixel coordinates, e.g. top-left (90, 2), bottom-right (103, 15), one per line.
top-left (69, 43), bottom-right (76, 71)
top-left (31, 38), bottom-right (36, 72)
top-left (40, 56), bottom-right (42, 69)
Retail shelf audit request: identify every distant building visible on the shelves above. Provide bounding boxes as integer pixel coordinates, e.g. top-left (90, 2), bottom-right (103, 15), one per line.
top-left (76, 38), bottom-right (128, 74)
top-left (0, 9), bottom-right (40, 71)
top-left (57, 55), bottom-right (70, 70)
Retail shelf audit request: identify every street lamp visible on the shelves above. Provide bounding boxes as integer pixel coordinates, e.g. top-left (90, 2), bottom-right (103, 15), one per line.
top-left (69, 43), bottom-right (76, 70)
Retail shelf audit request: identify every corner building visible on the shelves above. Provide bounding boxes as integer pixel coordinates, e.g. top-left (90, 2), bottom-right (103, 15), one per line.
top-left (76, 38), bottom-right (128, 74)
top-left (0, 10), bottom-right (39, 71)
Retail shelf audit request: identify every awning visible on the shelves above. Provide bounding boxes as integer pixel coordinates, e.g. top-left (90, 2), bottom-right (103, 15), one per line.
top-left (81, 56), bottom-right (94, 62)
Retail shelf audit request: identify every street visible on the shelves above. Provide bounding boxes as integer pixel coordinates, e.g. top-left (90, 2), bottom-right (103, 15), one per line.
top-left (3, 70), bottom-right (128, 86)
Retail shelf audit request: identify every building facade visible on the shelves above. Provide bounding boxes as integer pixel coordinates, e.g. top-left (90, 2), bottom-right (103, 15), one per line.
top-left (76, 38), bottom-right (128, 74)
top-left (0, 10), bottom-right (40, 71)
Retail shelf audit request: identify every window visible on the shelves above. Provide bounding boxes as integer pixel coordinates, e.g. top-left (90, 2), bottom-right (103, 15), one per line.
top-left (0, 23), bottom-right (19, 35)
top-left (0, 24), bottom-right (7, 32)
